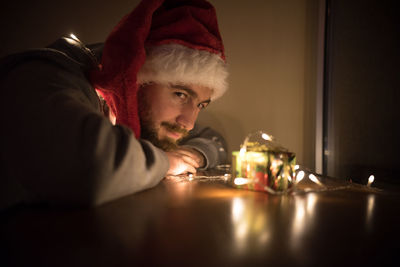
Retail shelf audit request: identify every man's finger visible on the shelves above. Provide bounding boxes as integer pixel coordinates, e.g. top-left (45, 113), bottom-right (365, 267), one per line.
top-left (177, 148), bottom-right (196, 157)
top-left (178, 146), bottom-right (205, 167)
top-left (182, 154), bottom-right (200, 168)
top-left (184, 164), bottom-right (197, 175)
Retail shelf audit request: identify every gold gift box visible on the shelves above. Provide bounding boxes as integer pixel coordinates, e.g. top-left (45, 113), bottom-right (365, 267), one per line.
top-left (231, 143), bottom-right (296, 194)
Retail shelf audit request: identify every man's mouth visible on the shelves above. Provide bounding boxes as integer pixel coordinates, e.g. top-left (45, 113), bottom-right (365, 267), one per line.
top-left (165, 129), bottom-right (182, 140)
top-left (160, 122), bottom-right (188, 141)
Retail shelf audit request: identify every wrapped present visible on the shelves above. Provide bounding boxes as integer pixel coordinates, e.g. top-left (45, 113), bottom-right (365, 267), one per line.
top-left (231, 131), bottom-right (296, 194)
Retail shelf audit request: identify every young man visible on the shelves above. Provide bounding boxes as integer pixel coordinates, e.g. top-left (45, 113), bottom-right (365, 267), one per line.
top-left (0, 0), bottom-right (228, 210)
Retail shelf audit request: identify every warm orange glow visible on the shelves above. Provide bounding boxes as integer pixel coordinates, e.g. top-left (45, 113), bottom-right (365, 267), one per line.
top-left (308, 174), bottom-right (322, 185)
top-left (261, 133), bottom-right (272, 141)
top-left (296, 171), bottom-right (305, 183)
top-left (366, 194), bottom-right (375, 229)
top-left (239, 147), bottom-right (246, 156)
top-left (70, 33), bottom-right (79, 41)
top-left (367, 175), bottom-right (375, 187)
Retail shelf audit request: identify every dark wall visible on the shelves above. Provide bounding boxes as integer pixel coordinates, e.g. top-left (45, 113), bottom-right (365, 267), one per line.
top-left (324, 0), bottom-right (400, 185)
top-left (0, 0), bottom-right (140, 57)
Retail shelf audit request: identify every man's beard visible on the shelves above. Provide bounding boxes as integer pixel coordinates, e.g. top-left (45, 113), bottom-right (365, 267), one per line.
top-left (140, 120), bottom-right (188, 151)
top-left (138, 96), bottom-right (188, 151)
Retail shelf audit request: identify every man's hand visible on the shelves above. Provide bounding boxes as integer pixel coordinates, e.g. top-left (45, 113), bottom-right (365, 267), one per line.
top-left (165, 146), bottom-right (205, 176)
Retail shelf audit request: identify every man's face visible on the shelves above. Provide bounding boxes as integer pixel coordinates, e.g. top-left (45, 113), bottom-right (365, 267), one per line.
top-left (138, 83), bottom-right (212, 150)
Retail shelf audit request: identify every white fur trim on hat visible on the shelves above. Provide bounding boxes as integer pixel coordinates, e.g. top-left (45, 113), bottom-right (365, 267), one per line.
top-left (137, 44), bottom-right (228, 100)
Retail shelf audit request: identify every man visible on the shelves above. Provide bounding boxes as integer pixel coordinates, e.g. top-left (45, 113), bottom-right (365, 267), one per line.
top-left (0, 0), bottom-right (228, 210)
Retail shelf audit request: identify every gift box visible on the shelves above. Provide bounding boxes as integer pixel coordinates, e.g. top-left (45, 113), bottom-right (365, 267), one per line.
top-left (231, 131), bottom-right (296, 194)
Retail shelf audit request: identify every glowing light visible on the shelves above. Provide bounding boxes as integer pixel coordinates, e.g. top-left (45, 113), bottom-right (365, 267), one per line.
top-left (309, 174), bottom-right (322, 185)
top-left (69, 33), bottom-right (79, 41)
top-left (366, 194), bottom-right (375, 230)
top-left (234, 177), bottom-right (249, 185)
top-left (224, 173), bottom-right (230, 181)
top-left (232, 198), bottom-right (245, 222)
top-left (306, 193), bottom-right (317, 215)
top-left (236, 221), bottom-right (248, 239)
top-left (239, 147), bottom-right (246, 158)
top-left (231, 197), bottom-right (252, 253)
top-left (261, 133), bottom-right (272, 141)
top-left (188, 173), bottom-right (194, 181)
top-left (367, 175), bottom-right (375, 187)
top-left (367, 195), bottom-right (375, 215)
top-left (296, 171), bottom-right (305, 183)
top-left (294, 165), bottom-right (300, 170)
top-left (292, 198), bottom-right (306, 237)
top-left (271, 159), bottom-right (282, 169)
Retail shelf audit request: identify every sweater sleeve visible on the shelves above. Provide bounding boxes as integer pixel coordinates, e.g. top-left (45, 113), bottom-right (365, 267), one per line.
top-left (0, 57), bottom-right (169, 209)
top-left (179, 124), bottom-right (228, 170)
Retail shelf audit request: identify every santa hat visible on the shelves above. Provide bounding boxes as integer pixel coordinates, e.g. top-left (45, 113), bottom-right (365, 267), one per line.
top-left (90, 0), bottom-right (228, 138)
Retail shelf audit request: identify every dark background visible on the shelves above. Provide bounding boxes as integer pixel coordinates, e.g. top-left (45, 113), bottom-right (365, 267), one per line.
top-left (0, 0), bottom-right (139, 57)
top-left (324, 0), bottom-right (400, 186)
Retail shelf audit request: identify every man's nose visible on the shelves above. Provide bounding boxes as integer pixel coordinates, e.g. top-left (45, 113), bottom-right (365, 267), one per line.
top-left (176, 103), bottom-right (198, 131)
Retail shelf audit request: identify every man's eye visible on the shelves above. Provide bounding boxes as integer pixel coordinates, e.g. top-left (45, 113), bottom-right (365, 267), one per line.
top-left (197, 103), bottom-right (208, 110)
top-left (174, 92), bottom-right (187, 99)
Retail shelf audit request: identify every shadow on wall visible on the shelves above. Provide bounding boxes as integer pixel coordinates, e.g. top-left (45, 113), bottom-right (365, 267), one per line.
top-left (197, 110), bottom-right (245, 162)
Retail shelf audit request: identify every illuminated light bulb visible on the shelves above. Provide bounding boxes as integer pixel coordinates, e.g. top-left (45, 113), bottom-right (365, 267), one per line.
top-left (296, 171), bottom-right (305, 183)
top-left (367, 175), bottom-right (375, 187)
top-left (70, 33), bottom-right (79, 41)
top-left (224, 173), bottom-right (230, 181)
top-left (261, 133), bottom-right (272, 141)
top-left (234, 177), bottom-right (249, 185)
top-left (239, 147), bottom-right (246, 157)
top-left (309, 174), bottom-right (322, 185)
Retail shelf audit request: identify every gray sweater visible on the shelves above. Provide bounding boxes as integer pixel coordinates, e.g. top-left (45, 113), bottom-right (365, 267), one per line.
top-left (0, 37), bottom-right (227, 211)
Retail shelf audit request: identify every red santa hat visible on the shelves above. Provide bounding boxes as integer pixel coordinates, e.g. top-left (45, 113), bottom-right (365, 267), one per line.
top-left (90, 0), bottom-right (228, 138)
